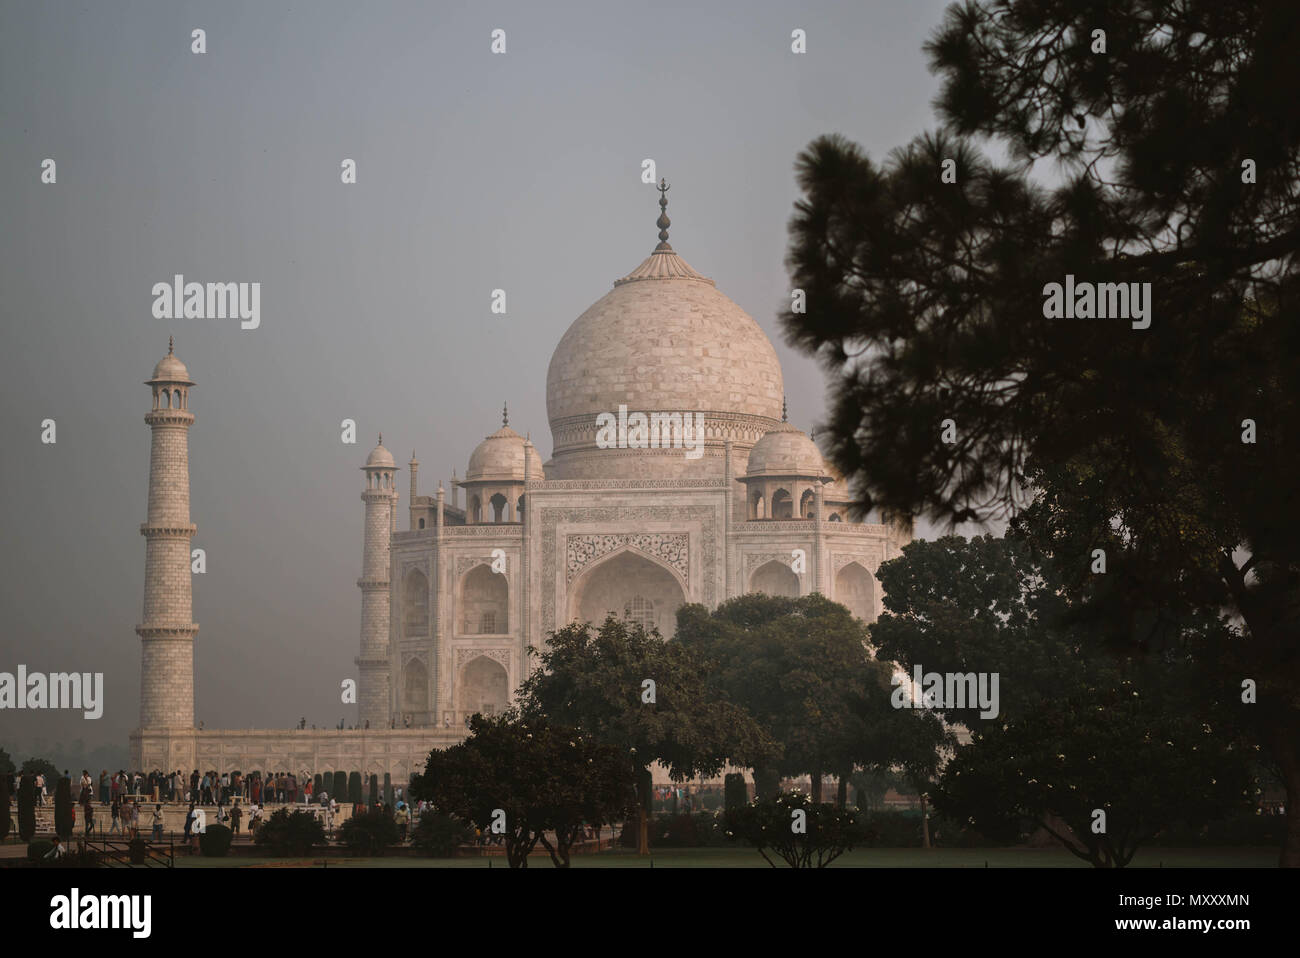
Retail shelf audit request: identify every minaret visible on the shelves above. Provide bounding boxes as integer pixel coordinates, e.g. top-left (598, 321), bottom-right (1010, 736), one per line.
top-left (356, 435), bottom-right (397, 729)
top-left (408, 451), bottom-right (419, 530)
top-left (136, 338), bottom-right (198, 730)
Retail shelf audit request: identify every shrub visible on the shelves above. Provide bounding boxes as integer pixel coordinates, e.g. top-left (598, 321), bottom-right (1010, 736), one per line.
top-left (724, 773), bottom-right (747, 813)
top-left (54, 777), bottom-right (73, 839)
top-left (255, 808), bottom-right (325, 857)
top-left (725, 790), bottom-right (872, 867)
top-left (347, 772), bottom-right (362, 804)
top-left (313, 774), bottom-right (323, 797)
top-left (339, 811), bottom-right (399, 856)
top-left (17, 776), bottom-right (36, 842)
top-left (199, 823), bottom-right (233, 857)
top-left (368, 774), bottom-right (378, 807)
top-left (0, 774), bottom-right (10, 841)
top-left (411, 810), bottom-right (473, 857)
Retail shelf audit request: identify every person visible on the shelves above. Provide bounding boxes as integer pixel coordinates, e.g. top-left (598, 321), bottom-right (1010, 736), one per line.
top-left (230, 801), bottom-right (242, 837)
top-left (45, 836), bottom-right (65, 860)
top-left (394, 802), bottom-right (409, 843)
top-left (79, 769), bottom-right (92, 804)
top-left (35, 772), bottom-right (46, 806)
top-left (84, 801), bottom-right (95, 837)
top-left (152, 805), bottom-right (164, 841)
top-left (324, 800), bottom-right (334, 838)
top-left (109, 796), bottom-right (122, 835)
top-left (129, 799), bottom-right (141, 839)
top-left (183, 803), bottom-right (196, 851)
top-left (99, 769), bottom-right (109, 804)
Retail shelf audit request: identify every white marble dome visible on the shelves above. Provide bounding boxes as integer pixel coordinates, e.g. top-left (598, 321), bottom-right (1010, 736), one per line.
top-left (546, 246), bottom-right (785, 450)
top-left (747, 422), bottom-right (825, 477)
top-left (148, 342), bottom-right (193, 384)
top-left (364, 440), bottom-right (395, 468)
top-left (466, 425), bottom-right (544, 482)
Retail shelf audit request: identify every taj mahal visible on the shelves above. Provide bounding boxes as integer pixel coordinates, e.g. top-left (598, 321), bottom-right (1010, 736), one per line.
top-left (129, 186), bottom-right (912, 783)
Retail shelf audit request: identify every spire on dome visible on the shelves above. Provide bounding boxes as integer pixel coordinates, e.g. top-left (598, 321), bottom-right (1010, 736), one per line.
top-left (782, 396), bottom-right (788, 423)
top-left (655, 178), bottom-right (672, 251)
top-left (168, 336), bottom-right (174, 355)
top-left (502, 402), bottom-right (509, 427)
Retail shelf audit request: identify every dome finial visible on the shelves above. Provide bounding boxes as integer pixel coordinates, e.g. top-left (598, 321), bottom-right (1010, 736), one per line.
top-left (502, 401), bottom-right (509, 427)
top-left (655, 178), bottom-right (672, 250)
top-left (378, 432), bottom-right (383, 445)
top-left (782, 395), bottom-right (788, 423)
top-left (168, 336), bottom-right (174, 355)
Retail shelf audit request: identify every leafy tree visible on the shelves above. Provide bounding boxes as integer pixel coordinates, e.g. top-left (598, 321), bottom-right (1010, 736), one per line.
top-left (254, 808), bottom-right (325, 857)
top-left (412, 712), bottom-right (635, 868)
top-left (934, 681), bottom-right (1254, 867)
top-left (20, 757), bottom-right (59, 783)
top-left (873, 535), bottom-right (1130, 726)
top-left (0, 746), bottom-right (15, 777)
top-left (677, 594), bottom-right (883, 803)
top-left (368, 774), bottom-right (378, 807)
top-left (313, 773), bottom-right (322, 798)
top-left (17, 774), bottom-right (35, 842)
top-left (411, 809), bottom-right (473, 857)
top-left (519, 615), bottom-right (770, 854)
top-left (339, 811), bottom-right (399, 856)
top-left (783, 0), bottom-right (1300, 865)
top-left (332, 771), bottom-right (346, 803)
top-left (724, 790), bottom-right (871, 868)
top-left (53, 776), bottom-right (72, 839)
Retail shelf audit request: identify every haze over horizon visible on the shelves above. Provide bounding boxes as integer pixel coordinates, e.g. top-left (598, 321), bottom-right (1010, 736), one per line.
top-left (0, 0), bottom-right (995, 758)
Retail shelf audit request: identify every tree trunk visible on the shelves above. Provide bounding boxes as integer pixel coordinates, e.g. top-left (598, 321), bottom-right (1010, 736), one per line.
top-left (635, 775), bottom-right (650, 855)
top-left (920, 792), bottom-right (931, 849)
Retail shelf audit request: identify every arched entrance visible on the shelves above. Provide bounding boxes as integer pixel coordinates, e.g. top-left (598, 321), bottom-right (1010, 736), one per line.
top-left (569, 549), bottom-right (687, 637)
top-left (458, 655), bottom-right (509, 719)
top-left (461, 564), bottom-right (508, 635)
top-left (751, 559), bottom-right (800, 597)
top-left (835, 561), bottom-right (877, 623)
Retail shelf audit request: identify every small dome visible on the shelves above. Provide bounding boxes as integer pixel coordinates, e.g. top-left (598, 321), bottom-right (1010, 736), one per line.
top-left (466, 425), bottom-right (545, 482)
top-left (364, 439), bottom-right (395, 469)
top-left (147, 339), bottom-right (193, 384)
top-left (746, 423), bottom-right (824, 478)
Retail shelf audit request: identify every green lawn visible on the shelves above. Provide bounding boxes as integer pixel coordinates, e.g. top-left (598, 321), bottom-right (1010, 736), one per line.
top-left (174, 846), bottom-right (1278, 868)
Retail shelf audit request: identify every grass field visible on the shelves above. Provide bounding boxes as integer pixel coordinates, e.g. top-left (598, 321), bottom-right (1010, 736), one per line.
top-left (172, 846), bottom-right (1278, 868)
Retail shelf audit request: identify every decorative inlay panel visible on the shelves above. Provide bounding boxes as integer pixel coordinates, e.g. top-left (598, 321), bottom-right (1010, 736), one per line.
top-left (566, 533), bottom-right (689, 583)
top-left (540, 505), bottom-right (717, 633)
top-left (454, 647), bottom-right (511, 673)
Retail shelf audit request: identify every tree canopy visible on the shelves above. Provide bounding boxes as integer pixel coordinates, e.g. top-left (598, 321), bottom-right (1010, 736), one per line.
top-left (783, 0), bottom-right (1300, 865)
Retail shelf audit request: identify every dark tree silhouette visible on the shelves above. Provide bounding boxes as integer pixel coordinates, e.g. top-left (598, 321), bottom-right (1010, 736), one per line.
top-left (784, 0), bottom-right (1300, 866)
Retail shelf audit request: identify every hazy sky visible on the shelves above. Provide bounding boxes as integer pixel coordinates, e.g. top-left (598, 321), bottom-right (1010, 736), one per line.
top-left (0, 0), bottom-right (962, 755)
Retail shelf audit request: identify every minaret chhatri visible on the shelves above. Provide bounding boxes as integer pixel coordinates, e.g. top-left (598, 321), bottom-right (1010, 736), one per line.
top-left (136, 338), bottom-right (198, 729)
top-left (356, 434), bottom-right (397, 729)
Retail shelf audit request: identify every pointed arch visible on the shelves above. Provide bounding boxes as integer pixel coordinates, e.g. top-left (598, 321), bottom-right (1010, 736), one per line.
top-left (750, 559), bottom-right (800, 597)
top-left (834, 560), bottom-right (877, 623)
top-left (568, 546), bottom-right (688, 637)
